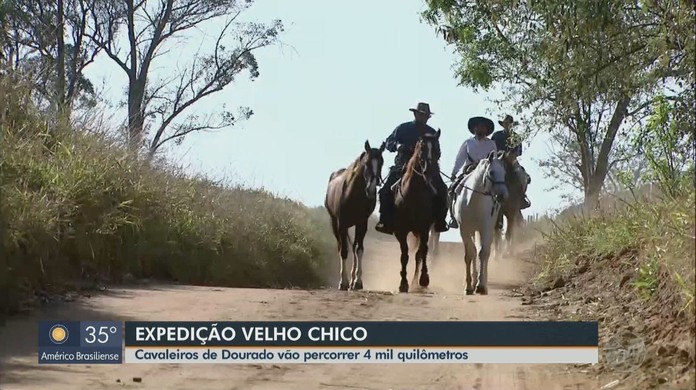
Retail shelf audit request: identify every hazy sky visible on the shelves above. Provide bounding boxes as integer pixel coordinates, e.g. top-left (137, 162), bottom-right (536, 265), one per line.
top-left (83, 0), bottom-right (578, 242)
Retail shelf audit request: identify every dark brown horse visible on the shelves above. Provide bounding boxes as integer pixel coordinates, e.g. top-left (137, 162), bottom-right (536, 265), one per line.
top-left (325, 140), bottom-right (386, 291)
top-left (392, 130), bottom-right (441, 293)
top-left (493, 152), bottom-right (530, 257)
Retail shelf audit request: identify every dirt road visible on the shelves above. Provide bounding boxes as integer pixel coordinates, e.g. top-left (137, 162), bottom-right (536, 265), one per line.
top-left (0, 239), bottom-right (600, 390)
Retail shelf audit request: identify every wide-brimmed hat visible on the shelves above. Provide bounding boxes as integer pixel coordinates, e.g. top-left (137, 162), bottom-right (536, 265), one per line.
top-left (467, 116), bottom-right (494, 136)
top-left (409, 102), bottom-right (434, 116)
top-left (498, 114), bottom-right (519, 128)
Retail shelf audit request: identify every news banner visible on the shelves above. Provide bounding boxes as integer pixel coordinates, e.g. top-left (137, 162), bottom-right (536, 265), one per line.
top-left (38, 321), bottom-right (599, 364)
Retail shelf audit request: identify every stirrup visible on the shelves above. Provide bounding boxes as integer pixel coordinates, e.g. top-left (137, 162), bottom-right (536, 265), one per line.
top-left (448, 219), bottom-right (459, 229)
top-left (434, 221), bottom-right (449, 233)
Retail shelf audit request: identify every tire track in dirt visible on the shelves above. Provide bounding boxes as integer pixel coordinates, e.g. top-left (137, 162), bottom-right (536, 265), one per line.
top-left (0, 239), bottom-right (600, 389)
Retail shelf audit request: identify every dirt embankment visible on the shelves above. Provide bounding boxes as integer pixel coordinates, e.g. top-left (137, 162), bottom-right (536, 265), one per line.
top-left (521, 247), bottom-right (695, 390)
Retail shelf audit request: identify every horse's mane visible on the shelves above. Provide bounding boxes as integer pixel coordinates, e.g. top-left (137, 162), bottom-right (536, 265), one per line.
top-left (344, 151), bottom-right (367, 184)
top-left (403, 136), bottom-right (439, 181)
top-left (463, 157), bottom-right (491, 187)
top-left (403, 140), bottom-right (423, 181)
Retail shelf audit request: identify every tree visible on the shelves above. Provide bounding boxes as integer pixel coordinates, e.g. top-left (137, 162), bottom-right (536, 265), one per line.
top-left (85, 0), bottom-right (283, 156)
top-left (2, 0), bottom-right (105, 115)
top-left (422, 0), bottom-right (694, 210)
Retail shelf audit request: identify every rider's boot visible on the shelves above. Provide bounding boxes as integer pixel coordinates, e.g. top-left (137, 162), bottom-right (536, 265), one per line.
top-left (375, 186), bottom-right (395, 234)
top-left (375, 214), bottom-right (394, 235)
top-left (434, 218), bottom-right (449, 233)
top-left (375, 199), bottom-right (394, 234)
top-left (432, 185), bottom-right (450, 233)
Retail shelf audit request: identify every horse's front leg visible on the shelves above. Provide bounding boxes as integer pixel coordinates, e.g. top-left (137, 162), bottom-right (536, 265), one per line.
top-left (462, 235), bottom-right (476, 295)
top-left (476, 228), bottom-right (493, 295)
top-left (337, 228), bottom-right (350, 291)
top-left (350, 221), bottom-right (368, 291)
top-left (395, 232), bottom-right (410, 293)
top-left (417, 230), bottom-right (430, 288)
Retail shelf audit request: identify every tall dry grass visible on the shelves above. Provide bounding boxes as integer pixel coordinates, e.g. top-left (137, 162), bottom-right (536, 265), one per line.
top-left (0, 74), bottom-right (335, 317)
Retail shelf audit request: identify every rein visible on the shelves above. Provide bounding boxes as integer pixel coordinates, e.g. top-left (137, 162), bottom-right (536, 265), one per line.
top-left (408, 158), bottom-right (437, 194)
top-left (401, 143), bottom-right (438, 194)
top-left (450, 164), bottom-right (506, 216)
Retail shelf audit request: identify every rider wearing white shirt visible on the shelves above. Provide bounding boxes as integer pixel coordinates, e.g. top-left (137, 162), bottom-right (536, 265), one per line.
top-left (451, 116), bottom-right (497, 179)
top-left (448, 116), bottom-right (497, 228)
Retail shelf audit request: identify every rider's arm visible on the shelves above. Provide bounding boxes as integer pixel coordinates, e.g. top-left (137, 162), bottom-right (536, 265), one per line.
top-left (451, 140), bottom-right (469, 178)
top-left (384, 124), bottom-right (403, 153)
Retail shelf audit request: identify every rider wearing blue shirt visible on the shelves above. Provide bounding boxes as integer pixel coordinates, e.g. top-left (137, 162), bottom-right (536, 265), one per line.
top-left (491, 115), bottom-right (523, 157)
top-left (375, 102), bottom-right (449, 235)
top-left (490, 115), bottom-right (531, 210)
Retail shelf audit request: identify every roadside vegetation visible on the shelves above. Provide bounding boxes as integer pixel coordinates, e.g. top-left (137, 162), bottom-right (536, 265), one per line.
top-left (422, 1), bottom-right (694, 386)
top-left (525, 111), bottom-right (695, 387)
top-left (0, 77), bottom-right (336, 318)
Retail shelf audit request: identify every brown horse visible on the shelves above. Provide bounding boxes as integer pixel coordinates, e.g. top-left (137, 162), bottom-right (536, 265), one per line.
top-left (325, 140), bottom-right (386, 291)
top-left (392, 130), bottom-right (442, 293)
top-left (493, 152), bottom-right (530, 257)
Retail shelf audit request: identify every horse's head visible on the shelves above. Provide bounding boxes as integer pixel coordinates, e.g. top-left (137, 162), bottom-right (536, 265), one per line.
top-left (415, 129), bottom-right (442, 175)
top-left (483, 151), bottom-right (510, 203)
top-left (361, 140), bottom-right (385, 199)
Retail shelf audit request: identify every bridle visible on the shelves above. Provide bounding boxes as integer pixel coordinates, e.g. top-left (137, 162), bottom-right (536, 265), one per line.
top-left (450, 159), bottom-right (508, 216)
top-left (362, 153), bottom-right (384, 187)
top-left (410, 138), bottom-right (439, 193)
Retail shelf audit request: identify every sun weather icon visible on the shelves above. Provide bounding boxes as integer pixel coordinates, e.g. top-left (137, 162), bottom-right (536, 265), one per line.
top-left (49, 324), bottom-right (69, 345)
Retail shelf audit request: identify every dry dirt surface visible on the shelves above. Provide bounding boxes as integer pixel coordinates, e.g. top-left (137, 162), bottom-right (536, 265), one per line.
top-left (520, 248), bottom-right (696, 390)
top-left (0, 238), bottom-right (603, 390)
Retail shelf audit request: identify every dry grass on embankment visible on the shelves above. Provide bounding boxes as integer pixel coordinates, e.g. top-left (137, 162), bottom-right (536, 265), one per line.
top-left (0, 78), bottom-right (336, 320)
top-left (524, 190), bottom-right (695, 389)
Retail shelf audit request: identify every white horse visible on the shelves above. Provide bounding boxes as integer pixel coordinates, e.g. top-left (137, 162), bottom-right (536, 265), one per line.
top-left (452, 151), bottom-right (509, 295)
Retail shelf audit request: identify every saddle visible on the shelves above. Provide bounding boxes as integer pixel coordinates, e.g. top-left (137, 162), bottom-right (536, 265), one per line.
top-left (449, 162), bottom-right (479, 196)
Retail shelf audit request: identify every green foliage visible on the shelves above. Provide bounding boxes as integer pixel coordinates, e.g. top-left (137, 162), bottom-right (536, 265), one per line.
top-left (633, 255), bottom-right (659, 299)
top-left (535, 186), bottom-right (695, 318)
top-left (422, 0), bottom-right (695, 205)
top-left (632, 93), bottom-right (695, 198)
top-left (0, 76), bottom-right (334, 317)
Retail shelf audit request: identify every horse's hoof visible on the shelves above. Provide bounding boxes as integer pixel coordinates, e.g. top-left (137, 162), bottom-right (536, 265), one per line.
top-left (399, 282), bottom-right (409, 293)
top-left (465, 289), bottom-right (474, 295)
top-left (339, 282), bottom-right (349, 291)
top-left (351, 280), bottom-right (363, 291)
top-left (419, 274), bottom-right (430, 288)
top-left (475, 285), bottom-right (488, 295)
